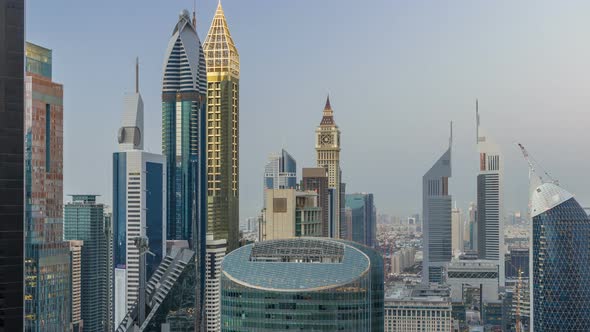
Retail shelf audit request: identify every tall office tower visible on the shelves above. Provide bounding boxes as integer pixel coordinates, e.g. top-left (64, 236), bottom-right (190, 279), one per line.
top-left (344, 207), bottom-right (353, 240)
top-left (259, 189), bottom-right (322, 241)
top-left (0, 2), bottom-right (24, 329)
top-left (68, 240), bottom-right (83, 331)
top-left (221, 238), bottom-right (384, 332)
top-left (113, 60), bottom-right (166, 327)
top-left (203, 1), bottom-right (240, 252)
top-left (345, 193), bottom-right (376, 247)
top-left (467, 202), bottom-right (477, 250)
top-left (24, 42), bottom-right (72, 331)
top-left (422, 128), bottom-right (452, 284)
top-left (316, 97), bottom-right (343, 238)
top-left (161, 9), bottom-right (207, 329)
top-left (64, 195), bottom-right (109, 331)
top-left (264, 149), bottom-right (297, 191)
top-left (205, 235), bottom-right (226, 332)
top-left (301, 167), bottom-right (330, 236)
top-left (476, 103), bottom-right (505, 285)
top-left (104, 210), bottom-right (114, 331)
top-left (530, 182), bottom-right (590, 330)
top-left (451, 206), bottom-right (464, 255)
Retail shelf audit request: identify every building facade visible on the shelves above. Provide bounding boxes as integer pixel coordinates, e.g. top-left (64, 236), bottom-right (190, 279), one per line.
top-left (221, 238), bottom-right (384, 331)
top-left (24, 42), bottom-right (72, 331)
top-left (476, 104), bottom-right (505, 285)
top-left (384, 297), bottom-right (453, 332)
top-left (446, 258), bottom-right (499, 304)
top-left (451, 207), bottom-right (463, 255)
top-left (112, 61), bottom-right (166, 328)
top-left (530, 182), bottom-right (590, 331)
top-left (259, 189), bottom-right (322, 241)
top-left (345, 193), bottom-right (376, 247)
top-left (422, 130), bottom-right (452, 284)
top-left (68, 240), bottom-right (83, 331)
top-left (203, 1), bottom-right (240, 252)
top-left (205, 235), bottom-right (226, 332)
top-left (301, 167), bottom-right (330, 237)
top-left (316, 97), bottom-right (343, 238)
top-left (0, 1), bottom-right (25, 329)
top-left (64, 195), bottom-right (109, 332)
top-left (264, 149), bottom-right (297, 200)
top-left (161, 10), bottom-right (208, 329)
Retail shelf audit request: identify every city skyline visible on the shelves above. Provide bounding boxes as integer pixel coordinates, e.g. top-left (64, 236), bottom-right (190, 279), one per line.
top-left (26, 0), bottom-right (590, 220)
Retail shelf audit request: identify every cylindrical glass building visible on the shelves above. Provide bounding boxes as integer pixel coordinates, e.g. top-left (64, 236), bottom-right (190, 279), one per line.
top-left (220, 238), bottom-right (383, 331)
top-left (531, 182), bottom-right (590, 331)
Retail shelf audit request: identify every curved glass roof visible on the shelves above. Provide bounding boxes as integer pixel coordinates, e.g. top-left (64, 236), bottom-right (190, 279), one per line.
top-left (222, 238), bottom-right (370, 291)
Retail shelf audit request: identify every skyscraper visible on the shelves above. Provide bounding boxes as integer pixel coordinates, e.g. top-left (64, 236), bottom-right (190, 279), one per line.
top-left (205, 235), bottom-right (226, 332)
top-left (301, 167), bottom-right (330, 236)
top-left (68, 240), bottom-right (83, 331)
top-left (113, 60), bottom-right (166, 328)
top-left (0, 2), bottom-right (24, 329)
top-left (345, 193), bottom-right (377, 247)
top-left (451, 206), bottom-right (464, 255)
top-left (203, 0), bottom-right (240, 252)
top-left (476, 102), bottom-right (505, 285)
top-left (264, 149), bottom-right (297, 192)
top-left (24, 42), bottom-right (72, 331)
top-left (316, 97), bottom-right (343, 238)
top-left (530, 182), bottom-right (590, 330)
top-left (64, 195), bottom-right (109, 332)
top-left (422, 127), bottom-right (452, 284)
top-left (161, 9), bottom-right (207, 329)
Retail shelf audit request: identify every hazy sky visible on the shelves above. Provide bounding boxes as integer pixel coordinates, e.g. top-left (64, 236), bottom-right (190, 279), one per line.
top-left (27, 0), bottom-right (590, 220)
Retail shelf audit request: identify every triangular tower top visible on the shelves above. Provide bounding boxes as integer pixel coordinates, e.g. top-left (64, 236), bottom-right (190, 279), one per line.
top-left (320, 95), bottom-right (336, 126)
top-left (203, 0), bottom-right (239, 77)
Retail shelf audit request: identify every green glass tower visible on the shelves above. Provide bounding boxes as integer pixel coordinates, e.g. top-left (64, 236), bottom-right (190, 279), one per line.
top-left (203, 1), bottom-right (240, 251)
top-left (64, 195), bottom-right (109, 332)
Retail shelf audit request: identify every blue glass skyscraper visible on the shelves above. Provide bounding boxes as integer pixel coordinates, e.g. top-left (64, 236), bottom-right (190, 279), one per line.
top-left (531, 182), bottom-right (590, 331)
top-left (161, 9), bottom-right (207, 329)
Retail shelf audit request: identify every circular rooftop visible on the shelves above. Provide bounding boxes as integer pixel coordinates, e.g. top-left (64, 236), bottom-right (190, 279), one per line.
top-left (222, 238), bottom-right (371, 292)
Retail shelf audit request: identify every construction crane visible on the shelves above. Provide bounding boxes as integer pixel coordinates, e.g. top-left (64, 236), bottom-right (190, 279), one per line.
top-left (517, 143), bottom-right (558, 185)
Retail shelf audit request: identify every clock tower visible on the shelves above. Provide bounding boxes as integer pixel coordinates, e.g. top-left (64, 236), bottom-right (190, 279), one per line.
top-left (316, 96), bottom-right (342, 238)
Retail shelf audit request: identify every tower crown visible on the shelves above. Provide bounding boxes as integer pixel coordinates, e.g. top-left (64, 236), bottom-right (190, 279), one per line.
top-left (203, 0), bottom-right (239, 77)
top-left (320, 96), bottom-right (335, 126)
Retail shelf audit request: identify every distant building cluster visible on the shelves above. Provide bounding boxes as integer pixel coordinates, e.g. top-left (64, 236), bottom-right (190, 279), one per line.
top-left (390, 247), bottom-right (416, 275)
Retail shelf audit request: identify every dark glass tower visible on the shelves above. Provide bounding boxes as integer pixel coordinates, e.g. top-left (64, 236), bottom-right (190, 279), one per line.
top-left (161, 9), bottom-right (207, 330)
top-left (0, 1), bottom-right (24, 330)
top-left (531, 182), bottom-right (590, 331)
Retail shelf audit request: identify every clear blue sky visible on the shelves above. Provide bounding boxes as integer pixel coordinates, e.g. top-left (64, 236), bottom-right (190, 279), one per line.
top-left (27, 0), bottom-right (590, 220)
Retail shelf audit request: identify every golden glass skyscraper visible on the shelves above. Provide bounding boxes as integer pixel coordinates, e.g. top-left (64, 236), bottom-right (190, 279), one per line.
top-left (203, 1), bottom-right (240, 251)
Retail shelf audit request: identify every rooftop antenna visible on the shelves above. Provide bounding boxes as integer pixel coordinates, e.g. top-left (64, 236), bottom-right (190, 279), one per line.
top-left (449, 121), bottom-right (453, 148)
top-left (192, 0), bottom-right (197, 27)
top-left (475, 99), bottom-right (479, 144)
top-left (135, 57), bottom-right (139, 93)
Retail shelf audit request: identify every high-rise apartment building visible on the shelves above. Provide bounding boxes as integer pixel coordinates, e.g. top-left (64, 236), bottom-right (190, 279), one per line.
top-left (221, 238), bottom-right (384, 331)
top-left (24, 42), bottom-right (72, 331)
top-left (161, 9), bottom-right (207, 329)
top-left (301, 167), bottom-right (330, 237)
top-left (0, 2), bottom-right (24, 329)
top-left (203, 1), bottom-right (240, 252)
top-left (476, 104), bottom-right (505, 285)
top-left (64, 195), bottom-right (109, 332)
top-left (451, 206), bottom-right (463, 255)
top-left (531, 182), bottom-right (590, 330)
top-left (345, 193), bottom-right (377, 247)
top-left (205, 235), bottom-right (226, 332)
top-left (68, 240), bottom-right (83, 331)
top-left (422, 129), bottom-right (452, 284)
top-left (259, 189), bottom-right (322, 241)
top-left (316, 97), bottom-right (343, 238)
top-left (113, 60), bottom-right (166, 327)
top-left (264, 149), bottom-right (297, 192)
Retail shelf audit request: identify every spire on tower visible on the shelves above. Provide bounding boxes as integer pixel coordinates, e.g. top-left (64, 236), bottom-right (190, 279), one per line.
top-left (320, 95), bottom-right (336, 126)
top-left (324, 95), bottom-right (331, 111)
top-left (203, 0), bottom-right (239, 77)
top-left (135, 57), bottom-right (139, 93)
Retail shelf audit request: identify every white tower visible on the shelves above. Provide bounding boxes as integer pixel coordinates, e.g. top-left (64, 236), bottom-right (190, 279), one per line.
top-left (315, 96), bottom-right (342, 238)
top-left (476, 100), bottom-right (505, 286)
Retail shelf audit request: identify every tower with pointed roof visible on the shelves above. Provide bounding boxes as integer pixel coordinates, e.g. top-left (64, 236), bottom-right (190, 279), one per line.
top-left (316, 96), bottom-right (343, 238)
top-left (203, 1), bottom-right (240, 251)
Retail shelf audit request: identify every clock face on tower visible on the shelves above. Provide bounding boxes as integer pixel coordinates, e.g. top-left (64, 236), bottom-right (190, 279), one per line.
top-left (320, 134), bottom-right (333, 145)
